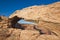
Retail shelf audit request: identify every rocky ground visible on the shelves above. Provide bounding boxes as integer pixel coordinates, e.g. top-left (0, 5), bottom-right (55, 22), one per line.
top-left (0, 2), bottom-right (60, 40)
top-left (0, 16), bottom-right (60, 40)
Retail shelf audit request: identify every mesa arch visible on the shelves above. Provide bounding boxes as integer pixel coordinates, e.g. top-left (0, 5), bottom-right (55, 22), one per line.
top-left (9, 2), bottom-right (60, 37)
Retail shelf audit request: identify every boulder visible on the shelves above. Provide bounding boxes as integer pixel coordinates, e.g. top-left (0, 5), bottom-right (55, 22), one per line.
top-left (6, 28), bottom-right (21, 40)
top-left (20, 30), bottom-right (40, 40)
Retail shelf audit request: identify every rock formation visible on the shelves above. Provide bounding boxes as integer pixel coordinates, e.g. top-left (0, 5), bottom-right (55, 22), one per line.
top-left (9, 2), bottom-right (60, 23)
top-left (9, 2), bottom-right (60, 37)
top-left (0, 2), bottom-right (60, 40)
top-left (0, 16), bottom-right (11, 28)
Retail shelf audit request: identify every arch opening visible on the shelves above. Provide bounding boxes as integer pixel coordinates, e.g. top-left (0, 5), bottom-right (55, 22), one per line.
top-left (9, 16), bottom-right (36, 28)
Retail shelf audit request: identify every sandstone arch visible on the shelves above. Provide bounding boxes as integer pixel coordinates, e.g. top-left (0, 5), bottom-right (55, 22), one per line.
top-left (9, 2), bottom-right (60, 37)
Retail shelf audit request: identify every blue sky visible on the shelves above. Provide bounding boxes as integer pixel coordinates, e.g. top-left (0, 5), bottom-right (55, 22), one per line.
top-left (0, 0), bottom-right (60, 24)
top-left (0, 0), bottom-right (60, 17)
